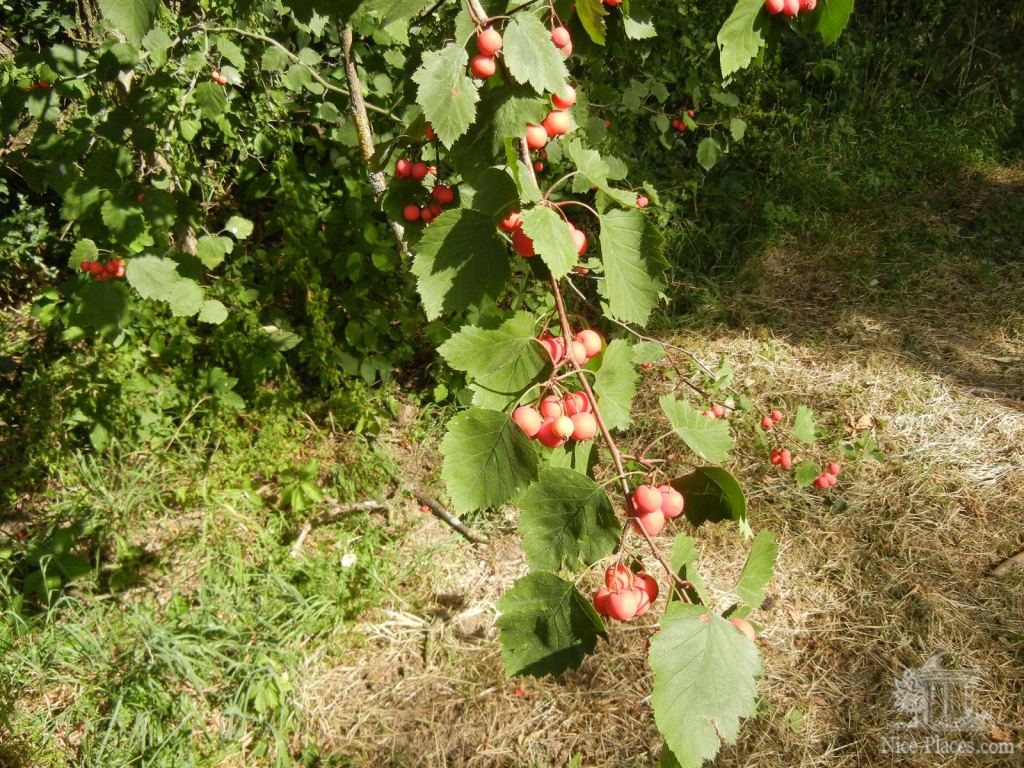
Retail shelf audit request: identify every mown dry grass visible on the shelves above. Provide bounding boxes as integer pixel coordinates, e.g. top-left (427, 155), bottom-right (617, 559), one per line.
top-left (295, 164), bottom-right (1024, 767)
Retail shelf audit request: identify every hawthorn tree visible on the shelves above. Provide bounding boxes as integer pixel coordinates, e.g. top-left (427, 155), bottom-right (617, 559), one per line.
top-left (1, 0), bottom-right (854, 762)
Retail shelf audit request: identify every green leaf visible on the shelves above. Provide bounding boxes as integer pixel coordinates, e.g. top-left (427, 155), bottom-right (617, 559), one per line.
top-left (125, 254), bottom-right (180, 301)
top-left (462, 166), bottom-right (520, 222)
top-left (733, 531), bottom-right (777, 610)
top-left (521, 206), bottom-right (578, 278)
top-left (812, 0), bottom-right (855, 45)
top-left (696, 137), bottom-right (724, 171)
top-left (213, 35), bottom-right (246, 71)
top-left (440, 407), bottom-right (538, 515)
top-left (517, 468), bottom-right (620, 571)
top-left (792, 405), bottom-right (816, 444)
top-left (593, 339), bottom-right (639, 431)
top-left (197, 299), bottom-right (228, 324)
top-left (669, 534), bottom-right (711, 605)
top-left (193, 81), bottom-right (228, 118)
top-left (75, 281), bottom-right (130, 333)
top-left (411, 209), bottom-right (510, 320)
top-left (544, 438), bottom-right (596, 475)
top-left (659, 395), bottom-right (733, 464)
top-left (412, 43), bottom-right (480, 149)
top-left (261, 46), bottom-right (290, 72)
top-left (632, 340), bottom-right (667, 365)
top-left (166, 278), bottom-right (205, 317)
top-left (729, 117), bottom-right (747, 141)
top-left (502, 13), bottom-right (569, 96)
top-left (597, 208), bottom-right (667, 326)
top-left (70, 239), bottom-right (98, 268)
top-left (97, 0), bottom-right (159, 44)
top-left (649, 603), bottom-right (762, 768)
top-left (793, 460), bottom-right (819, 488)
top-left (622, 0), bottom-right (657, 39)
top-left (576, 0), bottom-right (609, 44)
top-left (491, 86), bottom-right (549, 140)
top-left (674, 467), bottom-right (747, 528)
top-left (224, 215), bottom-right (253, 239)
top-left (196, 235), bottom-right (232, 269)
top-left (717, 0), bottom-right (768, 78)
top-left (438, 313), bottom-right (550, 410)
top-left (497, 572), bottom-right (605, 677)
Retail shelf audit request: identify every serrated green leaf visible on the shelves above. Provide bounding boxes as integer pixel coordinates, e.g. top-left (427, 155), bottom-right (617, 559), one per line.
top-left (673, 467), bottom-right (746, 528)
top-left (632, 340), bottom-right (667, 365)
top-left (75, 280), bottom-right (130, 333)
top-left (125, 254), bottom-right (180, 301)
top-left (734, 531), bottom-right (776, 610)
top-left (166, 278), bottom-right (204, 317)
top-left (502, 14), bottom-right (569, 96)
top-left (521, 206), bottom-right (578, 278)
top-left (659, 395), bottom-right (733, 464)
top-left (441, 407), bottom-right (538, 515)
top-left (193, 81), bottom-right (228, 118)
top-left (261, 46), bottom-right (290, 72)
top-left (597, 208), bottom-right (667, 326)
top-left (97, 0), bottom-right (159, 44)
top-left (411, 209), bottom-right (510, 320)
top-left (576, 0), bottom-right (609, 44)
top-left (70, 239), bottom-right (98, 268)
top-left (518, 468), bottom-right (620, 571)
top-left (593, 339), bottom-right (638, 431)
top-left (213, 35), bottom-right (246, 71)
top-left (717, 0), bottom-right (768, 78)
top-left (812, 0), bottom-right (854, 45)
top-left (412, 44), bottom-right (479, 149)
top-left (543, 438), bottom-right (596, 475)
top-left (224, 215), bottom-right (253, 239)
top-left (196, 235), bottom-right (231, 269)
top-left (439, 313), bottom-right (550, 409)
top-left (491, 86), bottom-right (549, 140)
top-left (650, 603), bottom-right (762, 768)
top-left (198, 299), bottom-right (228, 324)
top-left (793, 460), bottom-right (819, 488)
top-left (622, 0), bottom-right (657, 39)
top-left (497, 572), bottom-right (605, 677)
top-left (696, 137), bottom-right (724, 171)
top-left (462, 167), bottom-right (520, 222)
top-left (730, 117), bottom-right (747, 141)
top-left (792, 404), bottom-right (815, 444)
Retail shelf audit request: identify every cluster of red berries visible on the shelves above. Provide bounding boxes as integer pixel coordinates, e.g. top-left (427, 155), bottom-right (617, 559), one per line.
top-left (759, 408), bottom-right (784, 430)
top-left (525, 83), bottom-right (576, 152)
top-left (513, 391), bottom-right (597, 447)
top-left (593, 565), bottom-right (658, 621)
top-left (630, 483), bottom-right (685, 536)
top-left (539, 327), bottom-right (602, 366)
top-left (500, 212), bottom-right (587, 261)
top-left (211, 71), bottom-right (228, 85)
top-left (671, 109), bottom-right (695, 133)
top-left (470, 26), bottom-right (503, 78)
top-left (402, 182), bottom-right (456, 224)
top-left (764, 0), bottom-right (816, 17)
top-left (702, 402), bottom-right (729, 419)
top-left (814, 462), bottom-right (841, 489)
top-left (769, 447), bottom-right (793, 469)
top-left (80, 259), bottom-right (125, 280)
top-left (24, 81), bottom-right (51, 93)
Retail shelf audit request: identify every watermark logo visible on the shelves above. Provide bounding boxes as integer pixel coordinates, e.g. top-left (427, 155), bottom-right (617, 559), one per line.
top-left (882, 653), bottom-right (1016, 757)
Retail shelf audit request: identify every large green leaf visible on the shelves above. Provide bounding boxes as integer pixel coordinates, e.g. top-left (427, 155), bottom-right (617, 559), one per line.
top-left (792, 404), bottom-right (816, 444)
top-left (659, 395), bottom-right (733, 464)
top-left (673, 467), bottom-right (747, 528)
top-left (521, 206), bottom-right (578, 278)
top-left (502, 13), bottom-right (570, 96)
top-left (649, 603), bottom-right (762, 768)
top-left (193, 82), bottom-right (229, 118)
top-left (517, 468), bottom-right (620, 571)
top-left (490, 86), bottom-right (550, 140)
top-left (716, 0), bottom-right (768, 79)
top-left (733, 530), bottom-right (777, 610)
top-left (497, 572), bottom-right (606, 677)
top-left (411, 209), bottom-right (510, 320)
top-left (459, 167), bottom-right (520, 221)
top-left (412, 44), bottom-right (480, 148)
top-left (576, 0), bottom-right (609, 44)
top-left (593, 339), bottom-right (638, 431)
top-left (125, 254), bottom-right (206, 318)
top-left (97, 0), bottom-right (159, 44)
top-left (438, 313), bottom-right (550, 409)
top-left (597, 208), bottom-right (666, 326)
top-left (440, 407), bottom-right (538, 515)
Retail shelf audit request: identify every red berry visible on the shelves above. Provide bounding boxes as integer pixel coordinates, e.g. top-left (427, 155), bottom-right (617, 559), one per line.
top-left (711, 403), bottom-right (726, 418)
top-left (470, 54), bottom-right (496, 79)
top-left (632, 508), bottom-right (666, 536)
top-left (603, 0), bottom-right (622, 6)
top-left (552, 85), bottom-right (576, 110)
top-left (543, 111), bottom-right (571, 137)
top-left (551, 415), bottom-right (575, 440)
top-left (419, 206), bottom-right (434, 223)
top-left (687, 109), bottom-right (695, 118)
top-left (563, 392), bottom-right (589, 416)
top-left (567, 339), bottom-right (587, 366)
top-left (781, 0), bottom-right (799, 15)
top-left (632, 485), bottom-right (662, 515)
top-left (539, 395), bottom-right (563, 419)
top-left (575, 329), bottom-right (602, 358)
top-left (512, 228), bottom-right (535, 257)
top-left (770, 449), bottom-right (782, 465)
top-left (539, 334), bottom-right (565, 364)
top-left (658, 485), bottom-right (685, 518)
top-left (431, 184), bottom-right (454, 205)
top-left (560, 41), bottom-right (573, 57)
top-left (395, 158), bottom-right (411, 179)
top-left (636, 573), bottom-right (659, 605)
top-left (525, 124), bottom-right (548, 150)
top-left (606, 587), bottom-right (643, 621)
top-left (813, 474), bottom-right (830, 490)
top-left (593, 586), bottom-right (612, 616)
top-left (802, 0), bottom-right (817, 10)
top-left (730, 617), bottom-right (757, 641)
top-left (424, 123), bottom-right (435, 141)
top-left (477, 27), bottom-right (503, 56)
top-left (761, 416), bottom-right (774, 430)
top-left (512, 405), bottom-right (543, 437)
top-left (550, 26), bottom-right (571, 48)
top-left (641, 362), bottom-right (652, 369)
top-left (571, 412), bottom-right (597, 441)
top-left (780, 449), bottom-right (793, 469)
top-left (499, 211), bottom-right (522, 232)
top-left (136, 193), bottom-right (145, 202)
top-left (536, 419), bottom-right (565, 448)
top-left (770, 409), bottom-right (783, 422)
top-left (637, 195), bottom-right (649, 208)
top-left (827, 462), bottom-right (841, 476)
top-left (605, 564), bottom-right (634, 590)
top-left (403, 204), bottom-right (420, 222)
top-left (411, 161), bottom-right (428, 180)
top-left (533, 161), bottom-right (544, 172)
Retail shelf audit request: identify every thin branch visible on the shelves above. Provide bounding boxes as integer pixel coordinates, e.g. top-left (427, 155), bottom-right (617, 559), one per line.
top-left (990, 549), bottom-right (1024, 578)
top-left (401, 485), bottom-right (489, 544)
top-left (290, 499), bottom-right (389, 556)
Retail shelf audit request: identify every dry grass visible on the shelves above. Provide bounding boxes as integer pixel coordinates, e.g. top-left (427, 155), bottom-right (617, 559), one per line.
top-left (293, 165), bottom-right (1024, 767)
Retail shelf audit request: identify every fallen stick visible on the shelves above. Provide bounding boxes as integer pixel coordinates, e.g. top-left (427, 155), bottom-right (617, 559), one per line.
top-left (401, 484), bottom-right (488, 545)
top-left (989, 549), bottom-right (1024, 578)
top-left (290, 499), bottom-right (388, 557)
